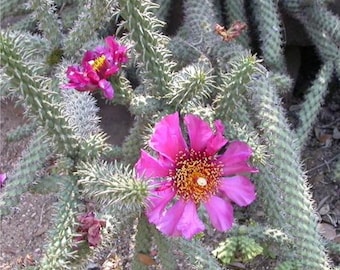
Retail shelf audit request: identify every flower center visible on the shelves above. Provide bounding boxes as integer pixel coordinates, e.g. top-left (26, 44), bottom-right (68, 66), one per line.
top-left (170, 149), bottom-right (223, 204)
top-left (91, 55), bottom-right (106, 72)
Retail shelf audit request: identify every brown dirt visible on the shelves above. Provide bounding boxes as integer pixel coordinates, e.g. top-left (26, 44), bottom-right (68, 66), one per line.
top-left (0, 100), bottom-right (55, 269)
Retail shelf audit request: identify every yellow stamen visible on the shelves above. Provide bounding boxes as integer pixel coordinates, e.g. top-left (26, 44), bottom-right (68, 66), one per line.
top-left (91, 55), bottom-right (106, 72)
top-left (169, 149), bottom-right (223, 203)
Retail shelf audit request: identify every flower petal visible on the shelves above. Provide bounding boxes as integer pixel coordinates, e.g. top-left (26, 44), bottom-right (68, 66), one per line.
top-left (135, 150), bottom-right (171, 178)
top-left (176, 200), bottom-right (205, 239)
top-left (146, 182), bottom-right (176, 224)
top-left (105, 36), bottom-right (122, 54)
top-left (204, 195), bottom-right (233, 231)
top-left (98, 79), bottom-right (114, 99)
top-left (218, 141), bottom-right (258, 176)
top-left (156, 199), bottom-right (204, 239)
top-left (184, 114), bottom-right (213, 152)
top-left (219, 176), bottom-right (256, 206)
top-left (214, 120), bottom-right (225, 134)
top-left (0, 173), bottom-right (7, 188)
top-left (87, 223), bottom-right (101, 247)
top-left (150, 112), bottom-right (187, 162)
top-left (205, 120), bottom-right (227, 155)
top-left (205, 131), bottom-right (227, 156)
top-left (104, 64), bottom-right (120, 77)
top-left (84, 62), bottom-right (100, 83)
top-left (155, 199), bottom-right (186, 237)
top-left (64, 66), bottom-right (93, 91)
top-left (82, 50), bottom-right (99, 65)
top-left (105, 36), bottom-right (128, 64)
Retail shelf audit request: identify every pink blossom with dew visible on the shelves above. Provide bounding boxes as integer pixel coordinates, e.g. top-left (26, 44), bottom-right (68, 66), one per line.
top-left (0, 173), bottom-right (7, 189)
top-left (135, 112), bottom-right (258, 239)
top-left (64, 36), bottom-right (128, 100)
top-left (75, 212), bottom-right (106, 247)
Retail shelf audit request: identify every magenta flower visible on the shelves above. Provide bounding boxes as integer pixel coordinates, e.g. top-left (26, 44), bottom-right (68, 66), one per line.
top-left (64, 36), bottom-right (128, 100)
top-left (135, 112), bottom-right (258, 239)
top-left (75, 212), bottom-right (106, 247)
top-left (0, 173), bottom-right (7, 189)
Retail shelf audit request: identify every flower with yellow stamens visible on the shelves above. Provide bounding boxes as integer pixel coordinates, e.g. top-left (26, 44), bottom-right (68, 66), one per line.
top-left (64, 36), bottom-right (127, 100)
top-left (135, 112), bottom-right (258, 239)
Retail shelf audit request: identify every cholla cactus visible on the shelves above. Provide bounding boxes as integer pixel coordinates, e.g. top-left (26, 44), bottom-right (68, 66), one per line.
top-left (1, 0), bottom-right (339, 269)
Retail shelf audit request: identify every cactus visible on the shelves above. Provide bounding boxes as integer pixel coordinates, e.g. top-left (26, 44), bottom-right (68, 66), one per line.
top-left (173, 238), bottom-right (223, 269)
top-left (77, 161), bottom-right (150, 212)
top-left (221, 0), bottom-right (251, 48)
top-left (0, 130), bottom-right (51, 216)
top-left (1, 0), bottom-right (339, 269)
top-left (250, 0), bottom-right (286, 73)
top-left (28, 0), bottom-right (63, 48)
top-left (248, 71), bottom-right (331, 268)
top-left (0, 32), bottom-right (78, 154)
top-left (152, 225), bottom-right (177, 269)
top-left (39, 178), bottom-right (80, 269)
top-left (118, 0), bottom-right (174, 96)
top-left (63, 0), bottom-right (115, 58)
top-left (6, 121), bottom-right (38, 142)
top-left (166, 56), bottom-right (215, 108)
top-left (130, 214), bottom-right (153, 270)
top-left (295, 61), bottom-right (334, 148)
top-left (0, 0), bottom-right (27, 18)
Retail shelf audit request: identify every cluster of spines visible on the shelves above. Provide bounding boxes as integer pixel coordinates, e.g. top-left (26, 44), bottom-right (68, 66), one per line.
top-left (0, 0), bottom-right (27, 18)
top-left (165, 56), bottom-right (215, 109)
top-left (0, 70), bottom-right (16, 99)
top-left (60, 91), bottom-right (101, 138)
top-left (3, 31), bottom-right (50, 75)
top-left (76, 160), bottom-right (150, 213)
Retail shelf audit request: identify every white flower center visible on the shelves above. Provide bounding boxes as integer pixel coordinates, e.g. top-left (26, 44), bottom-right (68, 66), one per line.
top-left (197, 177), bottom-right (207, 186)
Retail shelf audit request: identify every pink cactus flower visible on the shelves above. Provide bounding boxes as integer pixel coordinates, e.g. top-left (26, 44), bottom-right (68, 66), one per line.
top-left (135, 112), bottom-right (258, 239)
top-left (64, 36), bottom-right (127, 100)
top-left (0, 173), bottom-right (7, 189)
top-left (75, 212), bottom-right (106, 247)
